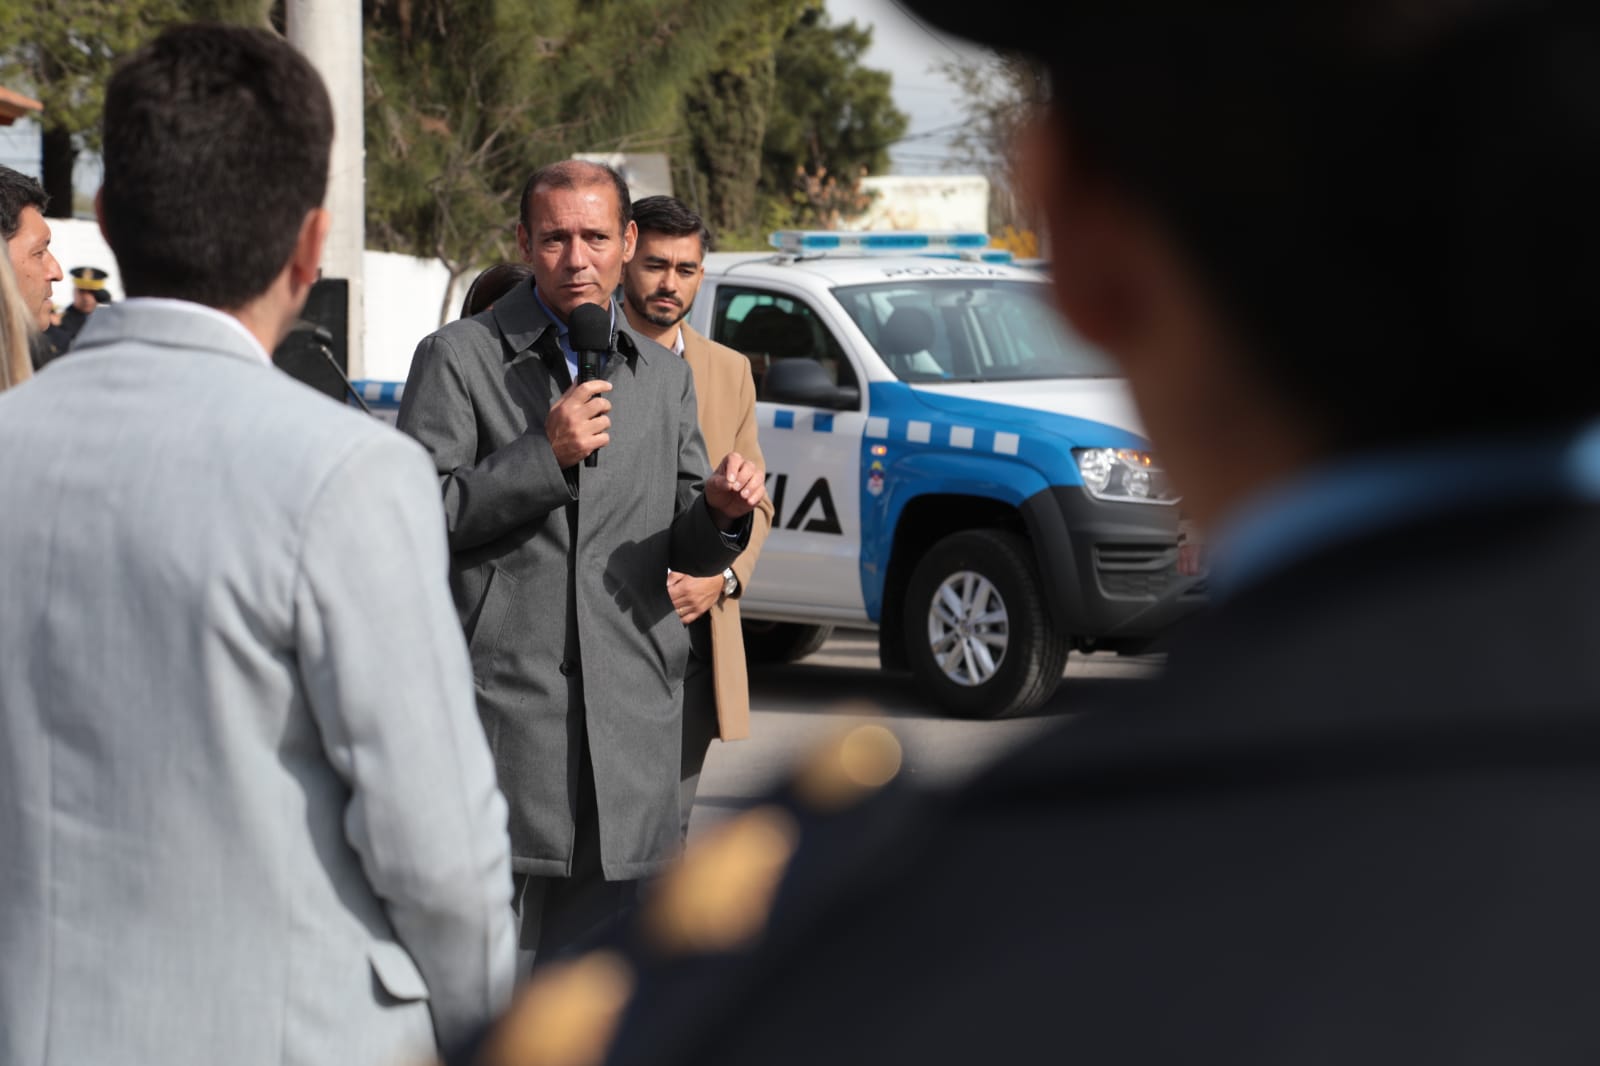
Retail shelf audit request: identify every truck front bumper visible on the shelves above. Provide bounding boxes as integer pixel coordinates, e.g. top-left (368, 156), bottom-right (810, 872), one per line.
top-left (1020, 485), bottom-right (1207, 646)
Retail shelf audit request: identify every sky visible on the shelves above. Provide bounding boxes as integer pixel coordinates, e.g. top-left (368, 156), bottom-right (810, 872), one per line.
top-left (0, 0), bottom-right (990, 203)
top-left (0, 117), bottom-right (101, 206)
top-left (0, 116), bottom-right (50, 185)
top-left (823, 0), bottom-right (993, 176)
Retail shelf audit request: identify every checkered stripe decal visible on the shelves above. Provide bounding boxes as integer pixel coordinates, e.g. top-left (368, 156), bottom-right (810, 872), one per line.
top-left (353, 380), bottom-right (404, 407)
top-left (759, 408), bottom-right (1019, 455)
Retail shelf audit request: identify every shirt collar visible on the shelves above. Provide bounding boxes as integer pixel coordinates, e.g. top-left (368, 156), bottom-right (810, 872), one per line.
top-left (530, 287), bottom-right (615, 350)
top-left (118, 297), bottom-right (273, 365)
top-left (1208, 422), bottom-right (1600, 599)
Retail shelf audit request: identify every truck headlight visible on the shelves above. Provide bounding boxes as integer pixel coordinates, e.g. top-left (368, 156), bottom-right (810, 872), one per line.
top-left (1073, 448), bottom-right (1179, 504)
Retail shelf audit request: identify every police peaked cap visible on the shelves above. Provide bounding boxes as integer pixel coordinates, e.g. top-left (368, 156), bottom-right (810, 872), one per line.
top-left (70, 266), bottom-right (112, 303)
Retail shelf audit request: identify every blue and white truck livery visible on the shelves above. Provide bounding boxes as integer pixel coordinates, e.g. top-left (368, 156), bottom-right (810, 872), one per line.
top-left (687, 231), bottom-right (1205, 718)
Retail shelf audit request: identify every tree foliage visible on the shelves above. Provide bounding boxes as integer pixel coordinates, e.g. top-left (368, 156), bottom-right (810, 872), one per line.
top-left (676, 0), bottom-right (801, 248)
top-left (677, 3), bottom-right (908, 249)
top-left (0, 0), bottom-right (914, 304)
top-left (362, 0), bottom-right (527, 315)
top-left (362, 0), bottom-right (750, 310)
top-left (0, 0), bottom-right (271, 214)
top-left (761, 6), bottom-right (905, 227)
top-left (936, 50), bottom-right (1049, 238)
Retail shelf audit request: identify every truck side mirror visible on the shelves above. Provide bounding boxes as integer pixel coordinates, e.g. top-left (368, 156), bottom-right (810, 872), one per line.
top-left (763, 357), bottom-right (858, 410)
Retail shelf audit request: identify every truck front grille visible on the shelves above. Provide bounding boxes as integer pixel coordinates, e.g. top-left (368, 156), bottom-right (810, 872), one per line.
top-left (1094, 543), bottom-right (1179, 599)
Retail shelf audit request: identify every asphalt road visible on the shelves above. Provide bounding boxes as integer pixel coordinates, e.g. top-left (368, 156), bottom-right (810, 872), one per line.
top-left (686, 628), bottom-right (1164, 839)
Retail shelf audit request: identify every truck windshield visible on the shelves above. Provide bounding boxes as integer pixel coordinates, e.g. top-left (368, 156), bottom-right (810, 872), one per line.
top-left (833, 279), bottom-right (1116, 383)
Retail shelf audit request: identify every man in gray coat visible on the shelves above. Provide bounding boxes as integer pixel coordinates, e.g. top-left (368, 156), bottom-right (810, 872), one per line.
top-left (0, 25), bottom-right (516, 1066)
top-left (398, 160), bottom-right (765, 969)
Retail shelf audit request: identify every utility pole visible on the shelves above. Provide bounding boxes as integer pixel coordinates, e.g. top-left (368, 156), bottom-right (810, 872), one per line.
top-left (286, 0), bottom-right (365, 378)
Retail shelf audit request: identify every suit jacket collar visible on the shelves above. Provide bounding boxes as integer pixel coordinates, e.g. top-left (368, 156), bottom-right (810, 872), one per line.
top-left (677, 321), bottom-right (715, 380)
top-left (70, 300), bottom-right (272, 367)
top-left (679, 321), bottom-right (709, 358)
top-left (1207, 424), bottom-right (1600, 600)
top-left (492, 280), bottom-right (662, 371)
top-left (680, 321), bottom-right (710, 351)
top-left (491, 277), bottom-right (561, 362)
top-left (616, 316), bottom-right (668, 366)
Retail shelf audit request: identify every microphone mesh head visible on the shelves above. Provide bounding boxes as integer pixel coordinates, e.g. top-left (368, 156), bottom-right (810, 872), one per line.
top-left (568, 302), bottom-right (612, 351)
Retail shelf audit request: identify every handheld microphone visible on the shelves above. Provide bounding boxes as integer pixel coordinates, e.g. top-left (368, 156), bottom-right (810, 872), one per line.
top-left (568, 302), bottom-right (612, 469)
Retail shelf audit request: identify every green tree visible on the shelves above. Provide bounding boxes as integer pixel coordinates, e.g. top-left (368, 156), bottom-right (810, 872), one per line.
top-left (675, 0), bottom-right (803, 247)
top-left (362, 0), bottom-right (751, 318)
top-left (760, 5), bottom-right (907, 234)
top-left (0, 0), bottom-right (270, 216)
top-left (680, 61), bottom-right (776, 243)
top-left (676, 2), bottom-right (909, 249)
top-left (362, 1), bottom-right (527, 320)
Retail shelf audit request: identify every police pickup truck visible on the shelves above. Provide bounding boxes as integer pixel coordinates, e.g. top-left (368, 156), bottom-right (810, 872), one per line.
top-left (688, 230), bottom-right (1204, 718)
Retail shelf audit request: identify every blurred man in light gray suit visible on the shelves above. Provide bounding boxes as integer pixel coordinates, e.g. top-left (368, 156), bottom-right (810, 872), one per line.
top-left (0, 24), bottom-right (516, 1066)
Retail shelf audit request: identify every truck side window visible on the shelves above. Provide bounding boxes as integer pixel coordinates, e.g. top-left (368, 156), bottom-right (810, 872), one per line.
top-left (712, 286), bottom-right (857, 403)
top-left (835, 287), bottom-right (960, 381)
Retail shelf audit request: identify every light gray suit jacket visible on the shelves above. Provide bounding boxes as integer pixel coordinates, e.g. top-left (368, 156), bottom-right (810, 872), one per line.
top-left (0, 302), bottom-right (516, 1066)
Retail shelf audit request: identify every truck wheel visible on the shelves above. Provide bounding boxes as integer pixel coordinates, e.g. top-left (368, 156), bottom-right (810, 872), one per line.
top-left (904, 530), bottom-right (1069, 718)
top-left (742, 621), bottom-right (835, 665)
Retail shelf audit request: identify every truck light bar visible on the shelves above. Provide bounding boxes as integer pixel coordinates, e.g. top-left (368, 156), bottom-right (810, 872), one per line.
top-left (917, 249), bottom-right (1016, 264)
top-left (769, 230), bottom-right (995, 256)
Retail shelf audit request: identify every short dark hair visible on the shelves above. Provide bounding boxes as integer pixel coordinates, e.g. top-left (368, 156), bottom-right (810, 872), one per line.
top-left (0, 166), bottom-right (48, 243)
top-left (518, 160), bottom-right (631, 239)
top-left (1034, 2), bottom-right (1600, 451)
top-left (630, 195), bottom-right (714, 256)
top-left (459, 262), bottom-right (533, 319)
top-left (100, 23), bottom-right (333, 309)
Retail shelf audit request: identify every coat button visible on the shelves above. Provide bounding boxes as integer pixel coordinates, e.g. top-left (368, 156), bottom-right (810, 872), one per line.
top-left (559, 660), bottom-right (576, 677)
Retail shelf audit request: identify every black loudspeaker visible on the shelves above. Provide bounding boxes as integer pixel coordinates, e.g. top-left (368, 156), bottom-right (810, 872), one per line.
top-left (273, 278), bottom-right (350, 403)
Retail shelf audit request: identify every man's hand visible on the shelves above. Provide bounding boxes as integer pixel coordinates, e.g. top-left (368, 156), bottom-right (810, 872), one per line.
top-left (667, 570), bottom-right (724, 625)
top-left (546, 379), bottom-right (612, 468)
top-left (704, 451), bottom-right (765, 528)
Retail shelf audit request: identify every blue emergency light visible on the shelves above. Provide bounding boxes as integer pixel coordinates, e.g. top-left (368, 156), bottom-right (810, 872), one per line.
top-left (769, 230), bottom-right (997, 256)
top-left (917, 249), bottom-right (1017, 264)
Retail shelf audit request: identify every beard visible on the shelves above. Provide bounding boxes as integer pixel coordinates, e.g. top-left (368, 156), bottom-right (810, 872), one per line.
top-left (631, 290), bottom-right (688, 329)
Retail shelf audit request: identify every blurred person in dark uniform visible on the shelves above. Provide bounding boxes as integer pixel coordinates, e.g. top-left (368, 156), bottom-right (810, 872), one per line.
top-left (449, 2), bottom-right (1600, 1065)
top-left (40, 265), bottom-right (112, 359)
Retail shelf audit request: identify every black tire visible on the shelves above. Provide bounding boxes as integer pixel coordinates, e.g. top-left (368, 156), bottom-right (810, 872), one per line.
top-left (742, 620), bottom-right (835, 665)
top-left (903, 529), bottom-right (1069, 719)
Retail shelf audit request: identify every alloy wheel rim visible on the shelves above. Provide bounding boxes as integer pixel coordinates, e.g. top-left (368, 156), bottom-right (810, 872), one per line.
top-left (925, 569), bottom-right (1008, 687)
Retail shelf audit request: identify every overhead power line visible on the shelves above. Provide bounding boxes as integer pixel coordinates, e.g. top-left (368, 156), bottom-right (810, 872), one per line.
top-left (889, 121), bottom-right (970, 145)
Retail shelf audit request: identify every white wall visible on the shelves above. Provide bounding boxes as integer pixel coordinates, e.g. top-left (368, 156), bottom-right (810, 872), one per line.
top-left (44, 218), bottom-right (459, 383)
top-left (839, 175), bottom-right (990, 233)
top-left (362, 249), bottom-right (459, 381)
top-left (44, 219), bottom-right (124, 316)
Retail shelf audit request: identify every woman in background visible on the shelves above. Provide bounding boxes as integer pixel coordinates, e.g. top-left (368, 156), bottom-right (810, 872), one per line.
top-left (459, 262), bottom-right (532, 319)
top-left (0, 253), bottom-right (32, 393)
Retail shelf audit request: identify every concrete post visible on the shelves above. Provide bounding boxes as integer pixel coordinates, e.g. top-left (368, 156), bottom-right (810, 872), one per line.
top-left (286, 0), bottom-right (365, 378)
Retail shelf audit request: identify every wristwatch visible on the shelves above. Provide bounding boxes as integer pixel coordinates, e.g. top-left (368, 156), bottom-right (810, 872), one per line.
top-left (721, 567), bottom-right (738, 599)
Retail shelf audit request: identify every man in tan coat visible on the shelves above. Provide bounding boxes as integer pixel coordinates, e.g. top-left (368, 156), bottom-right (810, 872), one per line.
top-left (620, 195), bottom-right (773, 837)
